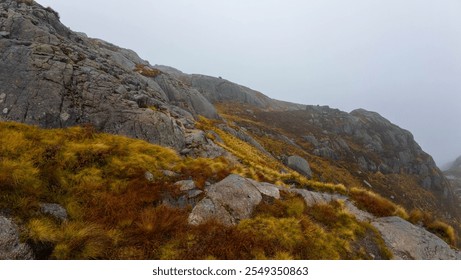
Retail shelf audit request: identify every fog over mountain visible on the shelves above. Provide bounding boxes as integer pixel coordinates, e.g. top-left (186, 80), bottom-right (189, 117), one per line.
top-left (36, 0), bottom-right (461, 166)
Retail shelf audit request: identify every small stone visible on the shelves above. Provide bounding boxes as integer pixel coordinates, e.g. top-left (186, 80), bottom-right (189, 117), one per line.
top-left (0, 31), bottom-right (10, 38)
top-left (40, 203), bottom-right (68, 221)
top-left (144, 171), bottom-right (154, 182)
top-left (174, 180), bottom-right (196, 191)
top-left (2, 108), bottom-right (8, 114)
top-left (161, 170), bottom-right (178, 177)
top-left (60, 112), bottom-right (70, 121)
top-left (187, 189), bottom-right (203, 198)
top-left (180, 148), bottom-right (192, 155)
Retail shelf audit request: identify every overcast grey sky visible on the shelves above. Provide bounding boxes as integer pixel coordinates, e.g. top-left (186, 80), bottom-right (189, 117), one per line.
top-left (36, 0), bottom-right (461, 167)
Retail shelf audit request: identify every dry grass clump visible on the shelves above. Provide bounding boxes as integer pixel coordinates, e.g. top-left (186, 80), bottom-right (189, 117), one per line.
top-left (27, 218), bottom-right (114, 259)
top-left (350, 188), bottom-right (456, 245)
top-left (134, 64), bottom-right (161, 78)
top-left (408, 209), bottom-right (456, 246)
top-left (349, 187), bottom-right (408, 219)
top-left (176, 156), bottom-right (233, 188)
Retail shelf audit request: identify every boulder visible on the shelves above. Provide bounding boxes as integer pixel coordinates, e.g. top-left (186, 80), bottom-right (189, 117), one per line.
top-left (286, 155), bottom-right (312, 178)
top-left (0, 216), bottom-right (34, 260)
top-left (189, 174), bottom-right (263, 225)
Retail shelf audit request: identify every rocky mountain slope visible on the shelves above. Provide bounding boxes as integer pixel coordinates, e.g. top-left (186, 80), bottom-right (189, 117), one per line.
top-left (445, 156), bottom-right (461, 208)
top-left (1, 0), bottom-right (460, 259)
top-left (159, 67), bottom-right (459, 222)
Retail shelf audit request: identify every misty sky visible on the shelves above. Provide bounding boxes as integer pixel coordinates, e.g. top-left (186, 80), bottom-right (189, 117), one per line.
top-left (36, 0), bottom-right (461, 167)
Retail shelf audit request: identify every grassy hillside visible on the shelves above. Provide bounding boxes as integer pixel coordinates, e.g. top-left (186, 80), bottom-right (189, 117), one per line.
top-left (0, 121), bottom-right (455, 259)
top-left (0, 121), bottom-right (396, 259)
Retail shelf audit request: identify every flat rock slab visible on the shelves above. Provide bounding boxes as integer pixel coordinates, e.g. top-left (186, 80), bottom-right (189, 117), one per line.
top-left (291, 189), bottom-right (345, 206)
top-left (372, 216), bottom-right (461, 260)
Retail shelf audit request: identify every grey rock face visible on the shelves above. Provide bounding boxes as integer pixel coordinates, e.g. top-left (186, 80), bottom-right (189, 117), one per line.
top-left (372, 216), bottom-right (461, 260)
top-left (181, 129), bottom-right (228, 158)
top-left (0, 0), bottom-right (219, 151)
top-left (444, 155), bottom-right (461, 208)
top-left (286, 155), bottom-right (313, 178)
top-left (155, 66), bottom-right (305, 111)
top-left (0, 216), bottom-right (34, 260)
top-left (189, 74), bottom-right (273, 108)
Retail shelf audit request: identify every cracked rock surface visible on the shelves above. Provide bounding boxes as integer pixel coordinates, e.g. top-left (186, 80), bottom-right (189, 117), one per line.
top-left (0, 0), bottom-right (218, 150)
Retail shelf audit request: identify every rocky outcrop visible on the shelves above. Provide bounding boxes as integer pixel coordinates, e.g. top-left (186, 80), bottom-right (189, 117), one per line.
top-left (444, 156), bottom-right (461, 208)
top-left (181, 129), bottom-right (228, 158)
top-left (0, 216), bottom-right (34, 260)
top-left (0, 0), bottom-right (219, 151)
top-left (349, 109), bottom-right (438, 182)
top-left (372, 216), bottom-right (461, 260)
top-left (154, 65), bottom-right (305, 111)
top-left (188, 174), bottom-right (265, 225)
top-left (242, 105), bottom-right (458, 220)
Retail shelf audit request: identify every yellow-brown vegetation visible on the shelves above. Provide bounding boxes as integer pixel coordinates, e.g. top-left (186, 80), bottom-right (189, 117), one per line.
top-left (409, 209), bottom-right (456, 246)
top-left (134, 64), bottom-right (161, 78)
top-left (349, 187), bottom-right (408, 219)
top-left (0, 120), bottom-right (452, 259)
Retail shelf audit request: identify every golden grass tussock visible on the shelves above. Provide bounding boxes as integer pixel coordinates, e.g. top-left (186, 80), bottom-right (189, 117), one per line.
top-left (177, 156), bottom-right (233, 187)
top-left (349, 187), bottom-right (408, 219)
